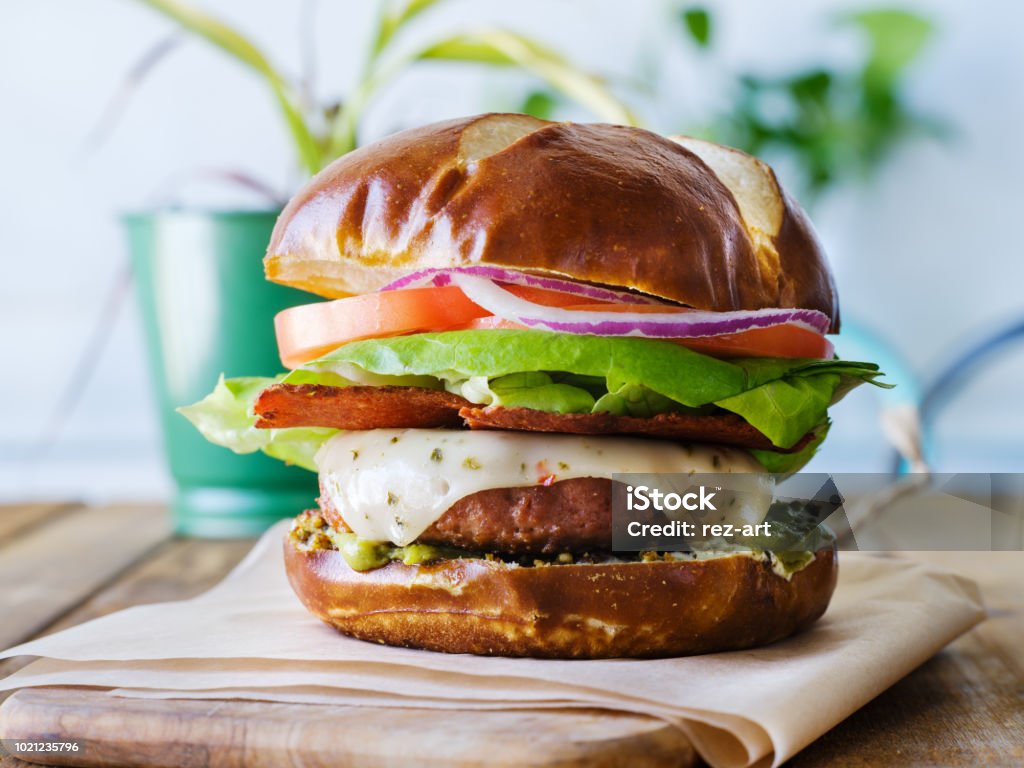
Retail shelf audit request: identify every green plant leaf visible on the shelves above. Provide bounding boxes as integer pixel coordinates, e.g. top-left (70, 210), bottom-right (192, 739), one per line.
top-left (335, 0), bottom-right (454, 160)
top-left (698, 7), bottom-right (941, 203)
top-left (137, 0), bottom-right (322, 174)
top-left (414, 29), bottom-right (640, 126)
top-left (520, 89), bottom-right (560, 120)
top-left (844, 9), bottom-right (933, 89)
top-left (680, 6), bottom-right (712, 48)
top-left (788, 70), bottom-right (833, 107)
top-left (373, 0), bottom-right (450, 56)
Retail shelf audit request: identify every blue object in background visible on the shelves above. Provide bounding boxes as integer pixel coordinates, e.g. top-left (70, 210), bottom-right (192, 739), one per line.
top-left (889, 318), bottom-right (1024, 473)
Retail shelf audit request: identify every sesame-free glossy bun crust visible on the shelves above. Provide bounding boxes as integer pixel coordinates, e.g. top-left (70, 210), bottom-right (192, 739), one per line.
top-left (266, 114), bottom-right (839, 330)
top-left (284, 534), bottom-right (838, 659)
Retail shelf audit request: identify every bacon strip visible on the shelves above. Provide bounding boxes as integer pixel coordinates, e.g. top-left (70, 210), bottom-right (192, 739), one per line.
top-left (254, 384), bottom-right (467, 430)
top-left (254, 384), bottom-right (810, 452)
top-left (460, 406), bottom-right (810, 452)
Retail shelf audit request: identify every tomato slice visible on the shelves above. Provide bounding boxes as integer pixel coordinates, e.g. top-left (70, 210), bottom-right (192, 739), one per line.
top-left (670, 324), bottom-right (834, 359)
top-left (275, 285), bottom-right (612, 368)
top-left (274, 286), bottom-right (483, 368)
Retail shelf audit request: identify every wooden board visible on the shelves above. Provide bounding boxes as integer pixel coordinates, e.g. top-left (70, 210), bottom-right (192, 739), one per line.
top-left (0, 504), bottom-right (170, 650)
top-left (0, 504), bottom-right (77, 544)
top-left (0, 521), bottom-right (254, 713)
top-left (0, 689), bottom-right (695, 768)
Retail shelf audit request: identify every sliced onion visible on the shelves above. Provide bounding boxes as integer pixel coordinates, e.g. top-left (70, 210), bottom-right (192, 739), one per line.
top-left (381, 266), bottom-right (663, 305)
top-left (451, 274), bottom-right (832, 338)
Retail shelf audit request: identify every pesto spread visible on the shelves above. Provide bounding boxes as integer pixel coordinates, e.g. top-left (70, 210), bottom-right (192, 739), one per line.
top-left (290, 511), bottom-right (822, 578)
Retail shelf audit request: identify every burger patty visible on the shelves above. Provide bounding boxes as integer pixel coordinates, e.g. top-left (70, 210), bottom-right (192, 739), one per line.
top-left (256, 383), bottom-right (812, 452)
top-left (319, 477), bottom-right (615, 555)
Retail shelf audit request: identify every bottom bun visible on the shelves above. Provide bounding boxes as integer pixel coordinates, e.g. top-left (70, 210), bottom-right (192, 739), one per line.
top-left (284, 535), bottom-right (837, 659)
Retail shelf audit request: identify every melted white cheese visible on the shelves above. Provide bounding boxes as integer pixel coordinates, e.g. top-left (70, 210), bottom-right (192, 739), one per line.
top-left (315, 429), bottom-right (767, 546)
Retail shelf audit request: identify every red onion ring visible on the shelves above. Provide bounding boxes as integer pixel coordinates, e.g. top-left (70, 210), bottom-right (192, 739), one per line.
top-left (380, 266), bottom-right (663, 305)
top-left (451, 274), bottom-right (832, 338)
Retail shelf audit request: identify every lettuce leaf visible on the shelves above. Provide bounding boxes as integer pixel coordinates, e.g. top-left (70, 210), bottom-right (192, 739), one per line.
top-left (715, 374), bottom-right (840, 450)
top-left (180, 330), bottom-right (888, 475)
top-left (177, 375), bottom-right (336, 471)
top-left (449, 372), bottom-right (596, 413)
top-left (303, 330), bottom-right (888, 448)
top-left (300, 330), bottom-right (749, 407)
top-left (593, 382), bottom-right (682, 417)
top-left (750, 422), bottom-right (830, 475)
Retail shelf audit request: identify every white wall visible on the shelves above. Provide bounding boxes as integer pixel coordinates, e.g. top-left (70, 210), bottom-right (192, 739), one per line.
top-left (1, 0), bottom-right (1021, 499)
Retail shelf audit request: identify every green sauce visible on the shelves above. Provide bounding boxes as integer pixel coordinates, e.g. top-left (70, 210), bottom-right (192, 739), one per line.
top-left (325, 529), bottom-right (470, 572)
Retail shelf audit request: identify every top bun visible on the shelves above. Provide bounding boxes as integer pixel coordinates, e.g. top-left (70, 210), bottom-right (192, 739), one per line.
top-left (266, 114), bottom-right (839, 330)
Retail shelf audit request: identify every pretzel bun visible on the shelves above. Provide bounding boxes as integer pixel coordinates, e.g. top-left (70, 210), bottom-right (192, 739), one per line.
top-left (284, 538), bottom-right (837, 659)
top-left (265, 114), bottom-right (839, 330)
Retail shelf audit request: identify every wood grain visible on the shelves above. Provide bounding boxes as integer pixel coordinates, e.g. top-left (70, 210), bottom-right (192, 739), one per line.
top-left (0, 504), bottom-right (170, 651)
top-left (0, 690), bottom-right (696, 768)
top-left (36, 536), bottom-right (256, 636)
top-left (0, 504), bottom-right (79, 547)
top-left (0, 525), bottom-right (255, 768)
top-left (0, 536), bottom-right (253, 698)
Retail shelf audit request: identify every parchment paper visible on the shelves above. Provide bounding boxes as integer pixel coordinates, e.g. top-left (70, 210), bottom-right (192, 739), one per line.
top-left (0, 521), bottom-right (984, 768)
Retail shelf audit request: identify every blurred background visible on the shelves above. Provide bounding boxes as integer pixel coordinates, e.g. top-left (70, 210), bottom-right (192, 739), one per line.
top-left (1, 0), bottom-right (1021, 503)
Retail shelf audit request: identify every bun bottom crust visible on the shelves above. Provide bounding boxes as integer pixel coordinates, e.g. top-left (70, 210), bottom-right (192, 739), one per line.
top-left (284, 534), bottom-right (838, 659)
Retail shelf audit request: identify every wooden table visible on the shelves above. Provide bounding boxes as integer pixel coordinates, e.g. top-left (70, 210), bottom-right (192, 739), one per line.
top-left (0, 502), bottom-right (1021, 767)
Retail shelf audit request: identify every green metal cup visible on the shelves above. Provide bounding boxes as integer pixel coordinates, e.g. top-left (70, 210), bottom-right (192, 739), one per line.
top-left (123, 210), bottom-right (317, 537)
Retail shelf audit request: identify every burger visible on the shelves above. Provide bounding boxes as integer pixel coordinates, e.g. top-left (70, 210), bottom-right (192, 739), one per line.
top-left (182, 113), bottom-right (886, 658)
